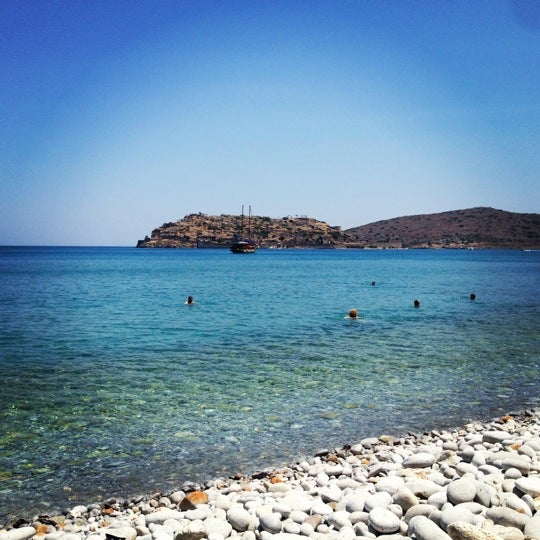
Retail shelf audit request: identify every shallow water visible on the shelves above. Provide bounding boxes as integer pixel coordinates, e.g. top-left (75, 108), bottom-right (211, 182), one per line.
top-left (0, 247), bottom-right (539, 519)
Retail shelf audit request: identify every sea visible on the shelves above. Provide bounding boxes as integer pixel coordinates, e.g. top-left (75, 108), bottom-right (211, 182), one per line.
top-left (0, 246), bottom-right (539, 521)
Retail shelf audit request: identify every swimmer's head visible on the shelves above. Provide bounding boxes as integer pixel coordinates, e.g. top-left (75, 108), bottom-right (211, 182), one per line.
top-left (470, 293), bottom-right (476, 300)
top-left (413, 300), bottom-right (420, 308)
top-left (348, 309), bottom-right (358, 318)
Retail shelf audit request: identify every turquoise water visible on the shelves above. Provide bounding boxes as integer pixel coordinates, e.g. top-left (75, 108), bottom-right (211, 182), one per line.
top-left (0, 247), bottom-right (539, 520)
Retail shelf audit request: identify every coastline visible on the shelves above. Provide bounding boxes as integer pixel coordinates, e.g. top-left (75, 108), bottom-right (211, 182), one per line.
top-left (2, 409), bottom-right (539, 540)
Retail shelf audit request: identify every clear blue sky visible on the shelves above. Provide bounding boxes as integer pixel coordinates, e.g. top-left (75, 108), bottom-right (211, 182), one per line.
top-left (1, 0), bottom-right (539, 245)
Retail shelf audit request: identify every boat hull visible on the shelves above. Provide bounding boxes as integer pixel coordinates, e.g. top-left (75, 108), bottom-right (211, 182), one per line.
top-left (230, 241), bottom-right (256, 254)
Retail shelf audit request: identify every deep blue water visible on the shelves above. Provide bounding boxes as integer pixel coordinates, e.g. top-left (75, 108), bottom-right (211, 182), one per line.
top-left (0, 247), bottom-right (539, 520)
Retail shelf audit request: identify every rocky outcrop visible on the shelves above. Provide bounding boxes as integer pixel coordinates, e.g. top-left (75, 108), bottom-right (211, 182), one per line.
top-left (136, 213), bottom-right (354, 249)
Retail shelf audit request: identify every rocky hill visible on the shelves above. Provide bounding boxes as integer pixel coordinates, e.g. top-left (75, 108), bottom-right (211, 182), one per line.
top-left (137, 213), bottom-right (354, 248)
top-left (345, 207), bottom-right (540, 249)
top-left (137, 207), bottom-right (540, 249)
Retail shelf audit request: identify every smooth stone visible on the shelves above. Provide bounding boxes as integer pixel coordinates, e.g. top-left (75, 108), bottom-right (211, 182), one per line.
top-left (282, 521), bottom-right (301, 535)
top-left (319, 484), bottom-right (342, 503)
top-left (343, 493), bottom-right (369, 512)
top-left (258, 534), bottom-right (304, 540)
top-left (406, 479), bottom-right (445, 498)
top-left (494, 493), bottom-right (533, 517)
top-left (204, 517), bottom-right (232, 538)
top-left (479, 465), bottom-right (503, 476)
top-left (281, 493), bottom-right (313, 513)
top-left (456, 463), bottom-right (479, 477)
top-left (485, 507), bottom-right (527, 530)
top-left (303, 514), bottom-right (322, 529)
top-left (428, 491), bottom-right (449, 509)
top-left (348, 511), bottom-right (368, 525)
top-left (483, 431), bottom-right (511, 444)
top-left (514, 476), bottom-right (540, 497)
top-left (104, 527), bottom-right (137, 540)
top-left (326, 511), bottom-right (351, 529)
top-left (504, 467), bottom-right (522, 479)
top-left (226, 507), bottom-right (252, 532)
top-left (299, 522), bottom-right (314, 536)
top-left (440, 506), bottom-right (477, 532)
top-left (454, 502), bottom-right (486, 515)
top-left (458, 446), bottom-right (476, 463)
top-left (170, 491), bottom-right (186, 504)
top-left (404, 504), bottom-right (439, 523)
top-left (213, 494), bottom-right (231, 510)
top-left (393, 485), bottom-right (419, 512)
top-left (324, 464), bottom-right (345, 476)
top-left (502, 479), bottom-right (516, 493)
top-left (368, 507), bottom-right (401, 534)
top-left (145, 510), bottom-right (184, 524)
top-left (174, 521), bottom-right (205, 540)
top-left (273, 502), bottom-right (292, 519)
top-left (288, 510), bottom-right (308, 524)
top-left (387, 503), bottom-right (403, 518)
top-left (475, 482), bottom-right (496, 507)
top-left (360, 437), bottom-right (380, 448)
top-left (408, 515), bottom-right (452, 540)
top-left (523, 438), bottom-right (540, 451)
top-left (352, 522), bottom-right (373, 537)
top-left (500, 458), bottom-right (530, 475)
top-left (524, 515), bottom-right (540, 539)
top-left (44, 533), bottom-right (66, 540)
top-left (446, 521), bottom-right (502, 540)
top-left (340, 526), bottom-right (357, 540)
top-left (268, 482), bottom-right (291, 493)
top-left (447, 478), bottom-right (477, 504)
top-left (0, 528), bottom-right (37, 540)
top-left (258, 512), bottom-right (282, 534)
top-left (364, 490), bottom-right (392, 511)
top-left (184, 508), bottom-right (208, 521)
top-left (375, 476), bottom-right (404, 495)
top-left (403, 452), bottom-right (436, 468)
top-left (471, 453), bottom-right (487, 467)
top-left (310, 501), bottom-right (334, 516)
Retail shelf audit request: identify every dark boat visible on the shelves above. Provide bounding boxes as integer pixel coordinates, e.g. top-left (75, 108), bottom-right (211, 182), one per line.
top-left (230, 206), bottom-right (257, 254)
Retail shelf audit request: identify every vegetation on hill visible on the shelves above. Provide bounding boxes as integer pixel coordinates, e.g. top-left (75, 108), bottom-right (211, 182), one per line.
top-left (136, 207), bottom-right (539, 249)
top-left (345, 207), bottom-right (539, 249)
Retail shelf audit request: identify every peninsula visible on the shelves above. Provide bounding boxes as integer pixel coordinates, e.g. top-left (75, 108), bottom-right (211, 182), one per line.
top-left (136, 207), bottom-right (540, 250)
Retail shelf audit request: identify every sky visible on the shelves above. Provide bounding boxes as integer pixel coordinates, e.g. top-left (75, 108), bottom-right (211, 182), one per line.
top-left (1, 0), bottom-right (539, 246)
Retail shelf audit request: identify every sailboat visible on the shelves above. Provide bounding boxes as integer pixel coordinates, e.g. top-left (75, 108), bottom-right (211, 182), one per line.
top-left (230, 205), bottom-right (257, 254)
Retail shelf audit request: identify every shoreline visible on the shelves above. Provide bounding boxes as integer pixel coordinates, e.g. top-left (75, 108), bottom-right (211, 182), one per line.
top-left (1, 409), bottom-right (540, 539)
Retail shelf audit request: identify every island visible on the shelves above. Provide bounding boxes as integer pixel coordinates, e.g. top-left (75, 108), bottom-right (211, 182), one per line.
top-left (136, 207), bottom-right (540, 250)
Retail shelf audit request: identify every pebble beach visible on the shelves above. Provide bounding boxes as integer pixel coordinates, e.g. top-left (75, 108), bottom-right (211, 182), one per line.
top-left (2, 409), bottom-right (540, 540)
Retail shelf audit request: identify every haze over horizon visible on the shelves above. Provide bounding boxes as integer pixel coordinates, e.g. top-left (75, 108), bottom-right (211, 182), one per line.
top-left (1, 1), bottom-right (539, 246)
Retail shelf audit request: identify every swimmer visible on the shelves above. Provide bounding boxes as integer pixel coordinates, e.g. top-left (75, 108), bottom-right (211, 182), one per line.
top-left (470, 293), bottom-right (476, 300)
top-left (371, 281), bottom-right (376, 286)
top-left (413, 299), bottom-right (420, 308)
top-left (348, 308), bottom-right (359, 318)
top-left (185, 295), bottom-right (194, 305)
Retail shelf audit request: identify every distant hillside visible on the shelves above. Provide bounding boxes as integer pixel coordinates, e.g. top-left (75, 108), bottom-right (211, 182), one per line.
top-left (137, 207), bottom-right (540, 249)
top-left (346, 207), bottom-right (540, 249)
top-left (137, 213), bottom-right (353, 248)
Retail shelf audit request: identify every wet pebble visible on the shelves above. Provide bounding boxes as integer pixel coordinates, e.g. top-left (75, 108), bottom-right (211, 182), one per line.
top-left (1, 410), bottom-right (539, 540)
